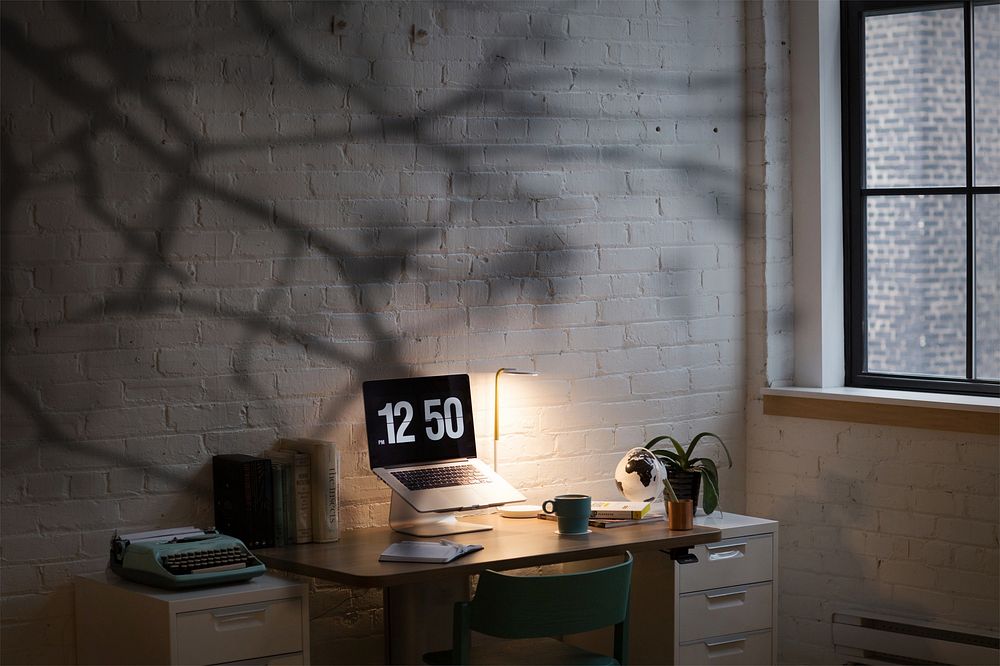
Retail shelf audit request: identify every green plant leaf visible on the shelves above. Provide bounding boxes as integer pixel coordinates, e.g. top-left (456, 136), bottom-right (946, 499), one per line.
top-left (688, 432), bottom-right (733, 468)
top-left (669, 437), bottom-right (688, 464)
top-left (701, 469), bottom-right (720, 515)
top-left (698, 457), bottom-right (719, 480)
top-left (645, 435), bottom-right (687, 465)
top-left (699, 458), bottom-right (721, 514)
top-left (685, 458), bottom-right (714, 474)
top-left (651, 450), bottom-right (683, 470)
top-left (643, 435), bottom-right (677, 450)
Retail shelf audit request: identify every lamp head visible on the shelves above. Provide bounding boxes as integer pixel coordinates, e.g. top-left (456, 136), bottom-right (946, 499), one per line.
top-left (496, 368), bottom-right (539, 377)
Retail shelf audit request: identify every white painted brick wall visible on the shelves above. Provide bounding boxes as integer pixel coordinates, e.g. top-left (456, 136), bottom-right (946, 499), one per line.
top-left (1, 1), bottom-right (745, 663)
top-left (744, 2), bottom-right (999, 663)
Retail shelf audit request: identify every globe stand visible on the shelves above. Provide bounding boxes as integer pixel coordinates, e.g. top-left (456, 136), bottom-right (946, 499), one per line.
top-left (388, 492), bottom-right (494, 537)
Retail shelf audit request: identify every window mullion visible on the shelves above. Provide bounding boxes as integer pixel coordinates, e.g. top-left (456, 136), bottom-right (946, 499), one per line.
top-left (965, 0), bottom-right (975, 380)
top-left (862, 186), bottom-right (1000, 196)
top-left (847, 3), bottom-right (867, 384)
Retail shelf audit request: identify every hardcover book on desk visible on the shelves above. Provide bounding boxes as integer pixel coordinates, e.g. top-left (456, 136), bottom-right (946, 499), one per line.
top-left (212, 454), bottom-right (274, 549)
top-left (590, 501), bottom-right (652, 519)
top-left (264, 449), bottom-right (311, 544)
top-left (279, 438), bottom-right (340, 543)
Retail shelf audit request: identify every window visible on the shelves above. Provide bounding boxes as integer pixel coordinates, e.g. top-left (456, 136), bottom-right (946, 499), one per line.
top-left (842, 0), bottom-right (1000, 396)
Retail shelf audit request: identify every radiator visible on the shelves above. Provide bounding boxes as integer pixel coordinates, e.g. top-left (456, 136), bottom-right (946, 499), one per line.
top-left (832, 611), bottom-right (1000, 665)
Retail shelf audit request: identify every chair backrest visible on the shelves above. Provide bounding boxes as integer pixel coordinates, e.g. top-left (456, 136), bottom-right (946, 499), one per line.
top-left (467, 552), bottom-right (633, 639)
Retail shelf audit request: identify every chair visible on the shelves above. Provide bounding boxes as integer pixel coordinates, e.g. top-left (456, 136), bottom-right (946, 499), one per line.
top-left (424, 552), bottom-right (633, 666)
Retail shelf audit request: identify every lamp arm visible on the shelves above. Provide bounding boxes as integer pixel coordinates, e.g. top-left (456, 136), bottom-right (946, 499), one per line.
top-left (493, 368), bottom-right (505, 471)
top-left (494, 368), bottom-right (505, 442)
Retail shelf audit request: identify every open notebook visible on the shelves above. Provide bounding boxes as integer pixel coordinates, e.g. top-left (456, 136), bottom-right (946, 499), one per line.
top-left (378, 540), bottom-right (484, 563)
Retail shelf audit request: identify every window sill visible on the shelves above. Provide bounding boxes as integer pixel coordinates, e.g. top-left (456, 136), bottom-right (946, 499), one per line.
top-left (761, 386), bottom-right (1000, 435)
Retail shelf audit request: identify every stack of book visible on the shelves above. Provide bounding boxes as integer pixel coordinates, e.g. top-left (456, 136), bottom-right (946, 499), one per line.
top-left (587, 501), bottom-right (659, 528)
top-left (263, 438), bottom-right (340, 545)
top-left (537, 501), bottom-right (662, 529)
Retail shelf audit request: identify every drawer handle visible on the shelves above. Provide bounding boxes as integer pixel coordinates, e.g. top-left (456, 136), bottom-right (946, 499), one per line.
top-left (705, 637), bottom-right (746, 658)
top-left (705, 542), bottom-right (746, 560)
top-left (211, 605), bottom-right (268, 629)
top-left (705, 590), bottom-right (746, 608)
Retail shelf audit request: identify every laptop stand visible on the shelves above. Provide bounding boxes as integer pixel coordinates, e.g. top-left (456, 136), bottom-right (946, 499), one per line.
top-left (388, 492), bottom-right (494, 537)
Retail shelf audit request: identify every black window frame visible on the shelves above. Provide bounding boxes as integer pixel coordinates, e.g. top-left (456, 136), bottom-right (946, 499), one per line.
top-left (842, 0), bottom-right (1000, 397)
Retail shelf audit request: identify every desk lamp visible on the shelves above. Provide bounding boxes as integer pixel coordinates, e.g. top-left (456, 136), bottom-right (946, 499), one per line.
top-left (494, 368), bottom-right (540, 519)
top-left (493, 368), bottom-right (539, 472)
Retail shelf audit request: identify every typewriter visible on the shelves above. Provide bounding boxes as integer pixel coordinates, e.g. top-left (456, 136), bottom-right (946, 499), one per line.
top-left (110, 527), bottom-right (266, 590)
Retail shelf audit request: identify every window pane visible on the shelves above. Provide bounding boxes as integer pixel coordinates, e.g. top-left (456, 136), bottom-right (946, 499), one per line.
top-left (975, 3), bottom-right (1000, 185)
top-left (865, 8), bottom-right (966, 187)
top-left (976, 194), bottom-right (1000, 380)
top-left (866, 195), bottom-right (966, 377)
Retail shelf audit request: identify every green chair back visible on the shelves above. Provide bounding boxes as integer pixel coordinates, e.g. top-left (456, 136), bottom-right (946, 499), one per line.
top-left (450, 552), bottom-right (633, 664)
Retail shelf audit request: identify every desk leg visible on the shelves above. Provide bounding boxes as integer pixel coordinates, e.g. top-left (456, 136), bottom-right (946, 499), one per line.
top-left (562, 551), bottom-right (675, 664)
top-left (628, 549), bottom-right (676, 664)
top-left (383, 576), bottom-right (470, 665)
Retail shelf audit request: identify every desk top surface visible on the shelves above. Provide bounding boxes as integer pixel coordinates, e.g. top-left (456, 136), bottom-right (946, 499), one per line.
top-left (256, 514), bottom-right (721, 587)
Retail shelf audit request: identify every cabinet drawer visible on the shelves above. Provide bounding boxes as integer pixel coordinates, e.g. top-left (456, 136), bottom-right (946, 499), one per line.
top-left (680, 534), bottom-right (773, 593)
top-left (678, 630), bottom-right (772, 665)
top-left (175, 598), bottom-right (302, 665)
top-left (678, 582), bottom-right (772, 642)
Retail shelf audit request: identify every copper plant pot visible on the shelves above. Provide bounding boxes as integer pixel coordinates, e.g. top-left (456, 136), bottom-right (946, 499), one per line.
top-left (667, 500), bottom-right (694, 530)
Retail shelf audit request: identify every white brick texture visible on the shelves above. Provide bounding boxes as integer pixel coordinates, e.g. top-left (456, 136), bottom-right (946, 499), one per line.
top-left (1, 1), bottom-right (745, 663)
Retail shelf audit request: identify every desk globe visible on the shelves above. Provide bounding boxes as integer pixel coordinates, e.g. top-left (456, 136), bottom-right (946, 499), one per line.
top-left (614, 447), bottom-right (663, 503)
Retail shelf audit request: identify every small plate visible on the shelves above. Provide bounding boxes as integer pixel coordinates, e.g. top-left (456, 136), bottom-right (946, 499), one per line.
top-left (500, 505), bottom-right (542, 518)
top-left (555, 529), bottom-right (592, 536)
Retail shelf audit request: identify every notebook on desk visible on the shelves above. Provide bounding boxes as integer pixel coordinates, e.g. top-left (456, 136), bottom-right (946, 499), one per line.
top-left (363, 374), bottom-right (525, 513)
top-left (378, 540), bottom-right (484, 563)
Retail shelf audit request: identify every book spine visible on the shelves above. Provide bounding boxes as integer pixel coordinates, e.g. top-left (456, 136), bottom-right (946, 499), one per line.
top-left (282, 462), bottom-right (295, 545)
top-left (589, 519), bottom-right (638, 528)
top-left (311, 443), bottom-right (339, 543)
top-left (279, 439), bottom-right (338, 543)
top-left (291, 454), bottom-right (313, 543)
top-left (272, 463), bottom-right (286, 546)
top-left (590, 510), bottom-right (645, 520)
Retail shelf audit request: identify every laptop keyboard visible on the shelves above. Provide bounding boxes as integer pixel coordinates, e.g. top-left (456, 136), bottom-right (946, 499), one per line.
top-left (391, 465), bottom-right (491, 491)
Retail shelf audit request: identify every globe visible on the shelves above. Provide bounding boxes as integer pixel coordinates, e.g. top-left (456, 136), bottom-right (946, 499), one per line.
top-left (614, 447), bottom-right (663, 502)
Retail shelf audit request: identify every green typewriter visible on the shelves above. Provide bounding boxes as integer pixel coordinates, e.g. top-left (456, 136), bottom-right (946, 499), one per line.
top-left (110, 527), bottom-right (266, 589)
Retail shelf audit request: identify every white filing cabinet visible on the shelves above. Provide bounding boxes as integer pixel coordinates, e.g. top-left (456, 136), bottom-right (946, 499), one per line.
top-left (628, 511), bottom-right (778, 665)
top-left (75, 572), bottom-right (309, 665)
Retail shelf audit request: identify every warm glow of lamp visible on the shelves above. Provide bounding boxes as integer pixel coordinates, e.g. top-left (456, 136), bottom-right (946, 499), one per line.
top-left (493, 368), bottom-right (539, 471)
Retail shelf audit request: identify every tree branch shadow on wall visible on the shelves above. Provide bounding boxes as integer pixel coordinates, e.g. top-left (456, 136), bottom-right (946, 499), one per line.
top-left (1, 0), bottom-right (740, 508)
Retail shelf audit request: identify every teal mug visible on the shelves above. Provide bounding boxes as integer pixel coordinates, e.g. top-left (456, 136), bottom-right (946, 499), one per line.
top-left (542, 494), bottom-right (591, 535)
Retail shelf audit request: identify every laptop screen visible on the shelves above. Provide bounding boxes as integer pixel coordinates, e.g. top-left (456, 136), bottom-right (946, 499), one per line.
top-left (363, 374), bottom-right (478, 469)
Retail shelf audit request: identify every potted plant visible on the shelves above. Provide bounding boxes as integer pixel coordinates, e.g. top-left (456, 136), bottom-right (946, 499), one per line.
top-left (643, 432), bottom-right (732, 515)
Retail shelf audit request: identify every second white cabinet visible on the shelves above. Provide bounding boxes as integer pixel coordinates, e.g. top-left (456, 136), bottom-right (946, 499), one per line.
top-left (628, 511), bottom-right (778, 665)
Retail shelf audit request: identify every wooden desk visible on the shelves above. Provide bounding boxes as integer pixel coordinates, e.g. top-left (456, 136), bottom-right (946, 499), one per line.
top-left (257, 513), bottom-right (721, 664)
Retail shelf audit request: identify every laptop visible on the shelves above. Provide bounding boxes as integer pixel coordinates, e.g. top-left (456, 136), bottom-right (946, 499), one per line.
top-left (363, 374), bottom-right (526, 513)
